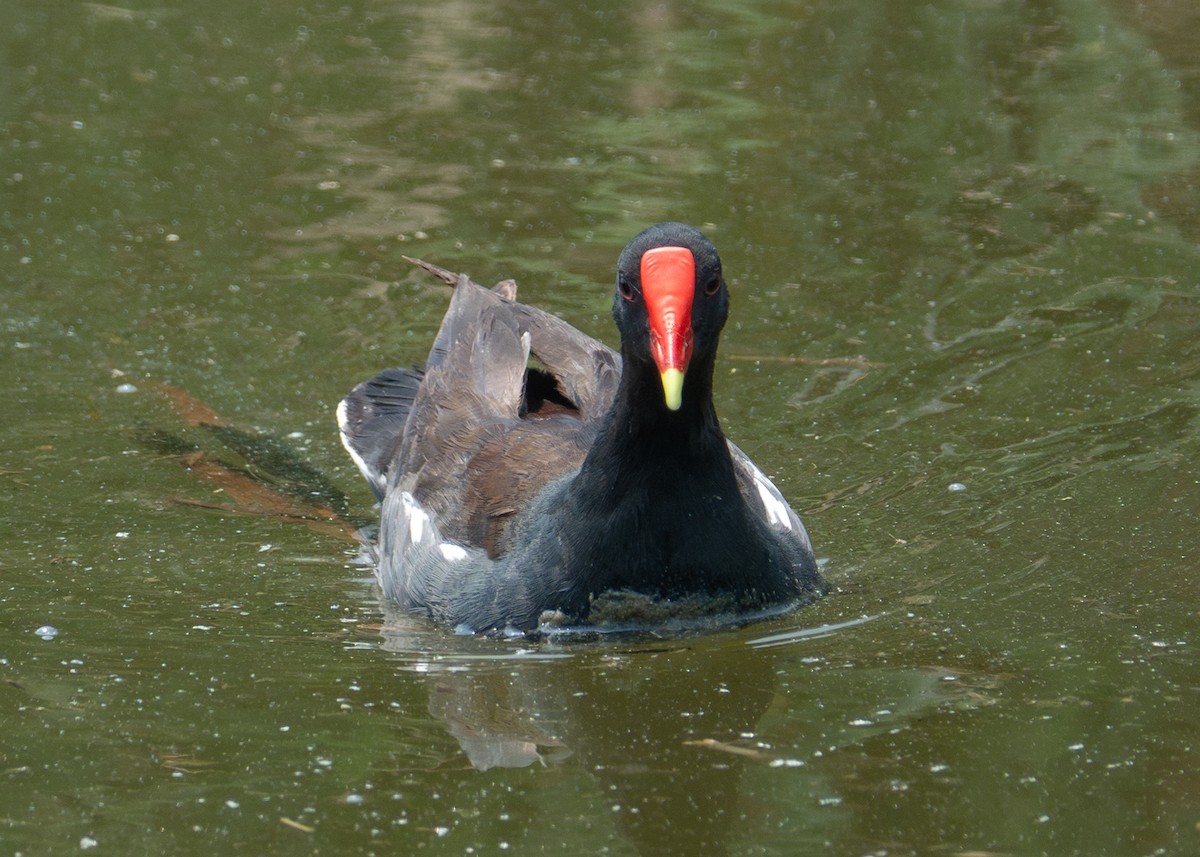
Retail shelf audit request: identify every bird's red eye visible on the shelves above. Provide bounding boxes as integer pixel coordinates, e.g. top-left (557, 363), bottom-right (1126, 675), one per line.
top-left (704, 276), bottom-right (721, 297)
top-left (618, 278), bottom-right (636, 301)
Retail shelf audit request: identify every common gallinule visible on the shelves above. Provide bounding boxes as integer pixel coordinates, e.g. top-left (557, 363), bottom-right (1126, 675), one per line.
top-left (339, 222), bottom-right (824, 631)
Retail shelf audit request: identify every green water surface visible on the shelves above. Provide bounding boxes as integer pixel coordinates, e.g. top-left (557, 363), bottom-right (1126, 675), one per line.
top-left (2, 1), bottom-right (1198, 855)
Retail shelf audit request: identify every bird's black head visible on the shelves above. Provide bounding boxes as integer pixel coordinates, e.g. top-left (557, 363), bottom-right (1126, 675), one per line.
top-left (612, 222), bottom-right (729, 411)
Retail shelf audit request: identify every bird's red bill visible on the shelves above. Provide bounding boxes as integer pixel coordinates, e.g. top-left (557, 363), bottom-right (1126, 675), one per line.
top-left (640, 246), bottom-right (695, 409)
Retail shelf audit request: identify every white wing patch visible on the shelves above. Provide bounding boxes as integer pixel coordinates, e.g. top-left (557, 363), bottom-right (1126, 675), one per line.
top-left (393, 492), bottom-right (473, 563)
top-left (398, 493), bottom-right (471, 557)
top-left (751, 466), bottom-right (793, 531)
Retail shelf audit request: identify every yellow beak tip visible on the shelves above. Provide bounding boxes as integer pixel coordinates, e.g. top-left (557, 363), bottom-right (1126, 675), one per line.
top-left (661, 368), bottom-right (684, 411)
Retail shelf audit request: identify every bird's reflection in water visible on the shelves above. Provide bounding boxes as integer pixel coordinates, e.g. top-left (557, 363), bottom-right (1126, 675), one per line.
top-left (378, 604), bottom-right (779, 857)
top-left (425, 669), bottom-right (572, 771)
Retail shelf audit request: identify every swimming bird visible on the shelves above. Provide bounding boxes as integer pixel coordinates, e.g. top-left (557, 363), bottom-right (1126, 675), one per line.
top-left (338, 222), bottom-right (824, 631)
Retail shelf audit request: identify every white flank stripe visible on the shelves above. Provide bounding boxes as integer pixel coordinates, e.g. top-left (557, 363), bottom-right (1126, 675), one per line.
top-left (401, 492), bottom-right (429, 544)
top-left (337, 398), bottom-right (381, 492)
top-left (439, 543), bottom-right (469, 561)
top-left (753, 471), bottom-right (793, 531)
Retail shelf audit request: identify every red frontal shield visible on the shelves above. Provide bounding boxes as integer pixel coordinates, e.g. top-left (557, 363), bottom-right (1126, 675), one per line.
top-left (640, 246), bottom-right (695, 410)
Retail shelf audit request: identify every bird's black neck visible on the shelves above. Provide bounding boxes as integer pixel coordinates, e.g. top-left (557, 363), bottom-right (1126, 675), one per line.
top-left (545, 342), bottom-right (761, 610)
top-left (577, 346), bottom-right (735, 494)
